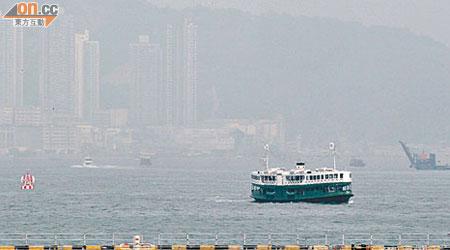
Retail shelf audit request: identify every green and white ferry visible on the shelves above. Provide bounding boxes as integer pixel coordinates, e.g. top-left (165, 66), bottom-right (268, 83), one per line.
top-left (251, 143), bottom-right (353, 203)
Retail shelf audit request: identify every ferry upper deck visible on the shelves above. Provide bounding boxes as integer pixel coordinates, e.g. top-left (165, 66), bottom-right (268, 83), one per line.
top-left (251, 165), bottom-right (352, 186)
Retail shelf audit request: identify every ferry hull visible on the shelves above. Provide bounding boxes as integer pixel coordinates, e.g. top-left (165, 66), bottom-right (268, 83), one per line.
top-left (253, 194), bottom-right (353, 203)
top-left (251, 182), bottom-right (353, 203)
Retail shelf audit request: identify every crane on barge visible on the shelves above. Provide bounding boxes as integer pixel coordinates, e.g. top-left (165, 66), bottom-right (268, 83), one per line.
top-left (399, 141), bottom-right (450, 170)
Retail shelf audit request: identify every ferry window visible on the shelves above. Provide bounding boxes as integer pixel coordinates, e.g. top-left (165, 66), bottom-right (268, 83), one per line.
top-left (334, 174), bottom-right (338, 178)
top-left (350, 174), bottom-right (352, 178)
top-left (340, 173), bottom-right (343, 178)
top-left (321, 175), bottom-right (324, 179)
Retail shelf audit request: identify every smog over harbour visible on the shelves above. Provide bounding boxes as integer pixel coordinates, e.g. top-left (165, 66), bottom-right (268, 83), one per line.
top-left (0, 0), bottom-right (449, 247)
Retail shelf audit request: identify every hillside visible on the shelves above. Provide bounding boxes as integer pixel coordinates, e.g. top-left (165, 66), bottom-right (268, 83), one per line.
top-left (20, 0), bottom-right (450, 146)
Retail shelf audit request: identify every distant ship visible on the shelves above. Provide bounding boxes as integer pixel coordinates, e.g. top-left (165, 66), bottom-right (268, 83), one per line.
top-left (21, 171), bottom-right (35, 190)
top-left (250, 143), bottom-right (353, 203)
top-left (349, 158), bottom-right (366, 167)
top-left (82, 157), bottom-right (97, 168)
top-left (139, 156), bottom-right (152, 166)
top-left (138, 153), bottom-right (153, 166)
top-left (399, 141), bottom-right (450, 170)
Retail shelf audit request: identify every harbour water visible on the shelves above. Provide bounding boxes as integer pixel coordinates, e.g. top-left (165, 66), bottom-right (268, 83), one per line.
top-left (0, 155), bottom-right (449, 244)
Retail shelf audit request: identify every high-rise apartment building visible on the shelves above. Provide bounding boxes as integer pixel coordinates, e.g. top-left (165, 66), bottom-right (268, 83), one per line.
top-left (129, 35), bottom-right (163, 126)
top-left (39, 15), bottom-right (75, 118)
top-left (165, 24), bottom-right (182, 126)
top-left (183, 19), bottom-right (198, 126)
top-left (0, 20), bottom-right (23, 108)
top-left (165, 19), bottom-right (198, 127)
top-left (75, 30), bottom-right (100, 121)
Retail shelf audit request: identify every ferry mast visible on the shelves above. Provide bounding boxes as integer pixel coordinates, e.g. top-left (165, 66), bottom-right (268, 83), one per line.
top-left (330, 141), bottom-right (336, 170)
top-left (263, 144), bottom-right (270, 170)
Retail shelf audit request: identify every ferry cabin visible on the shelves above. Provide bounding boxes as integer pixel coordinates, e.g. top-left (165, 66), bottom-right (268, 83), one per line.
top-left (251, 167), bottom-right (353, 203)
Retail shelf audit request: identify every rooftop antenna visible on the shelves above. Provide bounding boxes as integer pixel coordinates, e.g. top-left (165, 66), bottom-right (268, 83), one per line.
top-left (330, 141), bottom-right (336, 170)
top-left (263, 144), bottom-right (270, 170)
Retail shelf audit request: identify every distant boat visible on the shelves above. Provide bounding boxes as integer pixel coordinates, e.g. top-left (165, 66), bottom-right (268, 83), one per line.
top-left (139, 156), bottom-right (152, 166)
top-left (82, 157), bottom-right (97, 168)
top-left (21, 171), bottom-right (35, 190)
top-left (138, 152), bottom-right (153, 166)
top-left (349, 158), bottom-right (366, 167)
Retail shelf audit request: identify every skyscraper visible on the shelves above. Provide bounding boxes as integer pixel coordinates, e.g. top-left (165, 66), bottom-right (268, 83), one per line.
top-left (39, 15), bottom-right (75, 118)
top-left (75, 30), bottom-right (100, 121)
top-left (0, 20), bottom-right (23, 108)
top-left (165, 19), bottom-right (198, 127)
top-left (129, 35), bottom-right (163, 126)
top-left (165, 24), bottom-right (182, 126)
top-left (82, 40), bottom-right (100, 121)
top-left (183, 19), bottom-right (198, 126)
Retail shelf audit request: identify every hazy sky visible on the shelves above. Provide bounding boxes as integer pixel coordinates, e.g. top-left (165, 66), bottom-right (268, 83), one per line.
top-left (148, 0), bottom-right (450, 48)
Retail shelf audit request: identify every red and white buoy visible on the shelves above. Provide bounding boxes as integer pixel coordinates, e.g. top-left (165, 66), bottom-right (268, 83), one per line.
top-left (21, 171), bottom-right (35, 190)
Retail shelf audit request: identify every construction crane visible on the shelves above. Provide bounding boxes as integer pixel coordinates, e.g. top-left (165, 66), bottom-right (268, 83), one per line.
top-left (398, 140), bottom-right (450, 170)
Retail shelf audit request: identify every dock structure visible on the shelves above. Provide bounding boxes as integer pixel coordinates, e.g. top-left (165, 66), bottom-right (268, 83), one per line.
top-left (0, 233), bottom-right (448, 250)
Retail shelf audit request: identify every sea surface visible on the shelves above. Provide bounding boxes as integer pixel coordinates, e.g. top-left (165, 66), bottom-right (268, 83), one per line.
top-left (0, 155), bottom-right (449, 245)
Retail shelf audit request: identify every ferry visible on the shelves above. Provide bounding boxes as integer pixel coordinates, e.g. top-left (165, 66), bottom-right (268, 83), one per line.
top-left (251, 143), bottom-right (353, 203)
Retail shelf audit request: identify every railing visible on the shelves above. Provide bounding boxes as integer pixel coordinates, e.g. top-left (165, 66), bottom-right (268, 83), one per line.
top-left (156, 233), bottom-right (450, 246)
top-left (340, 233), bottom-right (450, 246)
top-left (0, 233), bottom-right (449, 246)
top-left (0, 233), bottom-right (142, 245)
top-left (157, 233), bottom-right (329, 245)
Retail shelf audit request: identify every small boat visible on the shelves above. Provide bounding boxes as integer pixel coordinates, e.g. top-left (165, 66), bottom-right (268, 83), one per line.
top-left (349, 158), bottom-right (366, 167)
top-left (21, 171), bottom-right (35, 190)
top-left (138, 152), bottom-right (153, 166)
top-left (139, 156), bottom-right (152, 166)
top-left (82, 157), bottom-right (97, 168)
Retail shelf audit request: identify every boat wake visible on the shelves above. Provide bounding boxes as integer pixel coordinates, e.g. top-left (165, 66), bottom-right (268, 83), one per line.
top-left (70, 165), bottom-right (134, 170)
top-left (71, 165), bottom-right (98, 169)
top-left (207, 197), bottom-right (251, 203)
